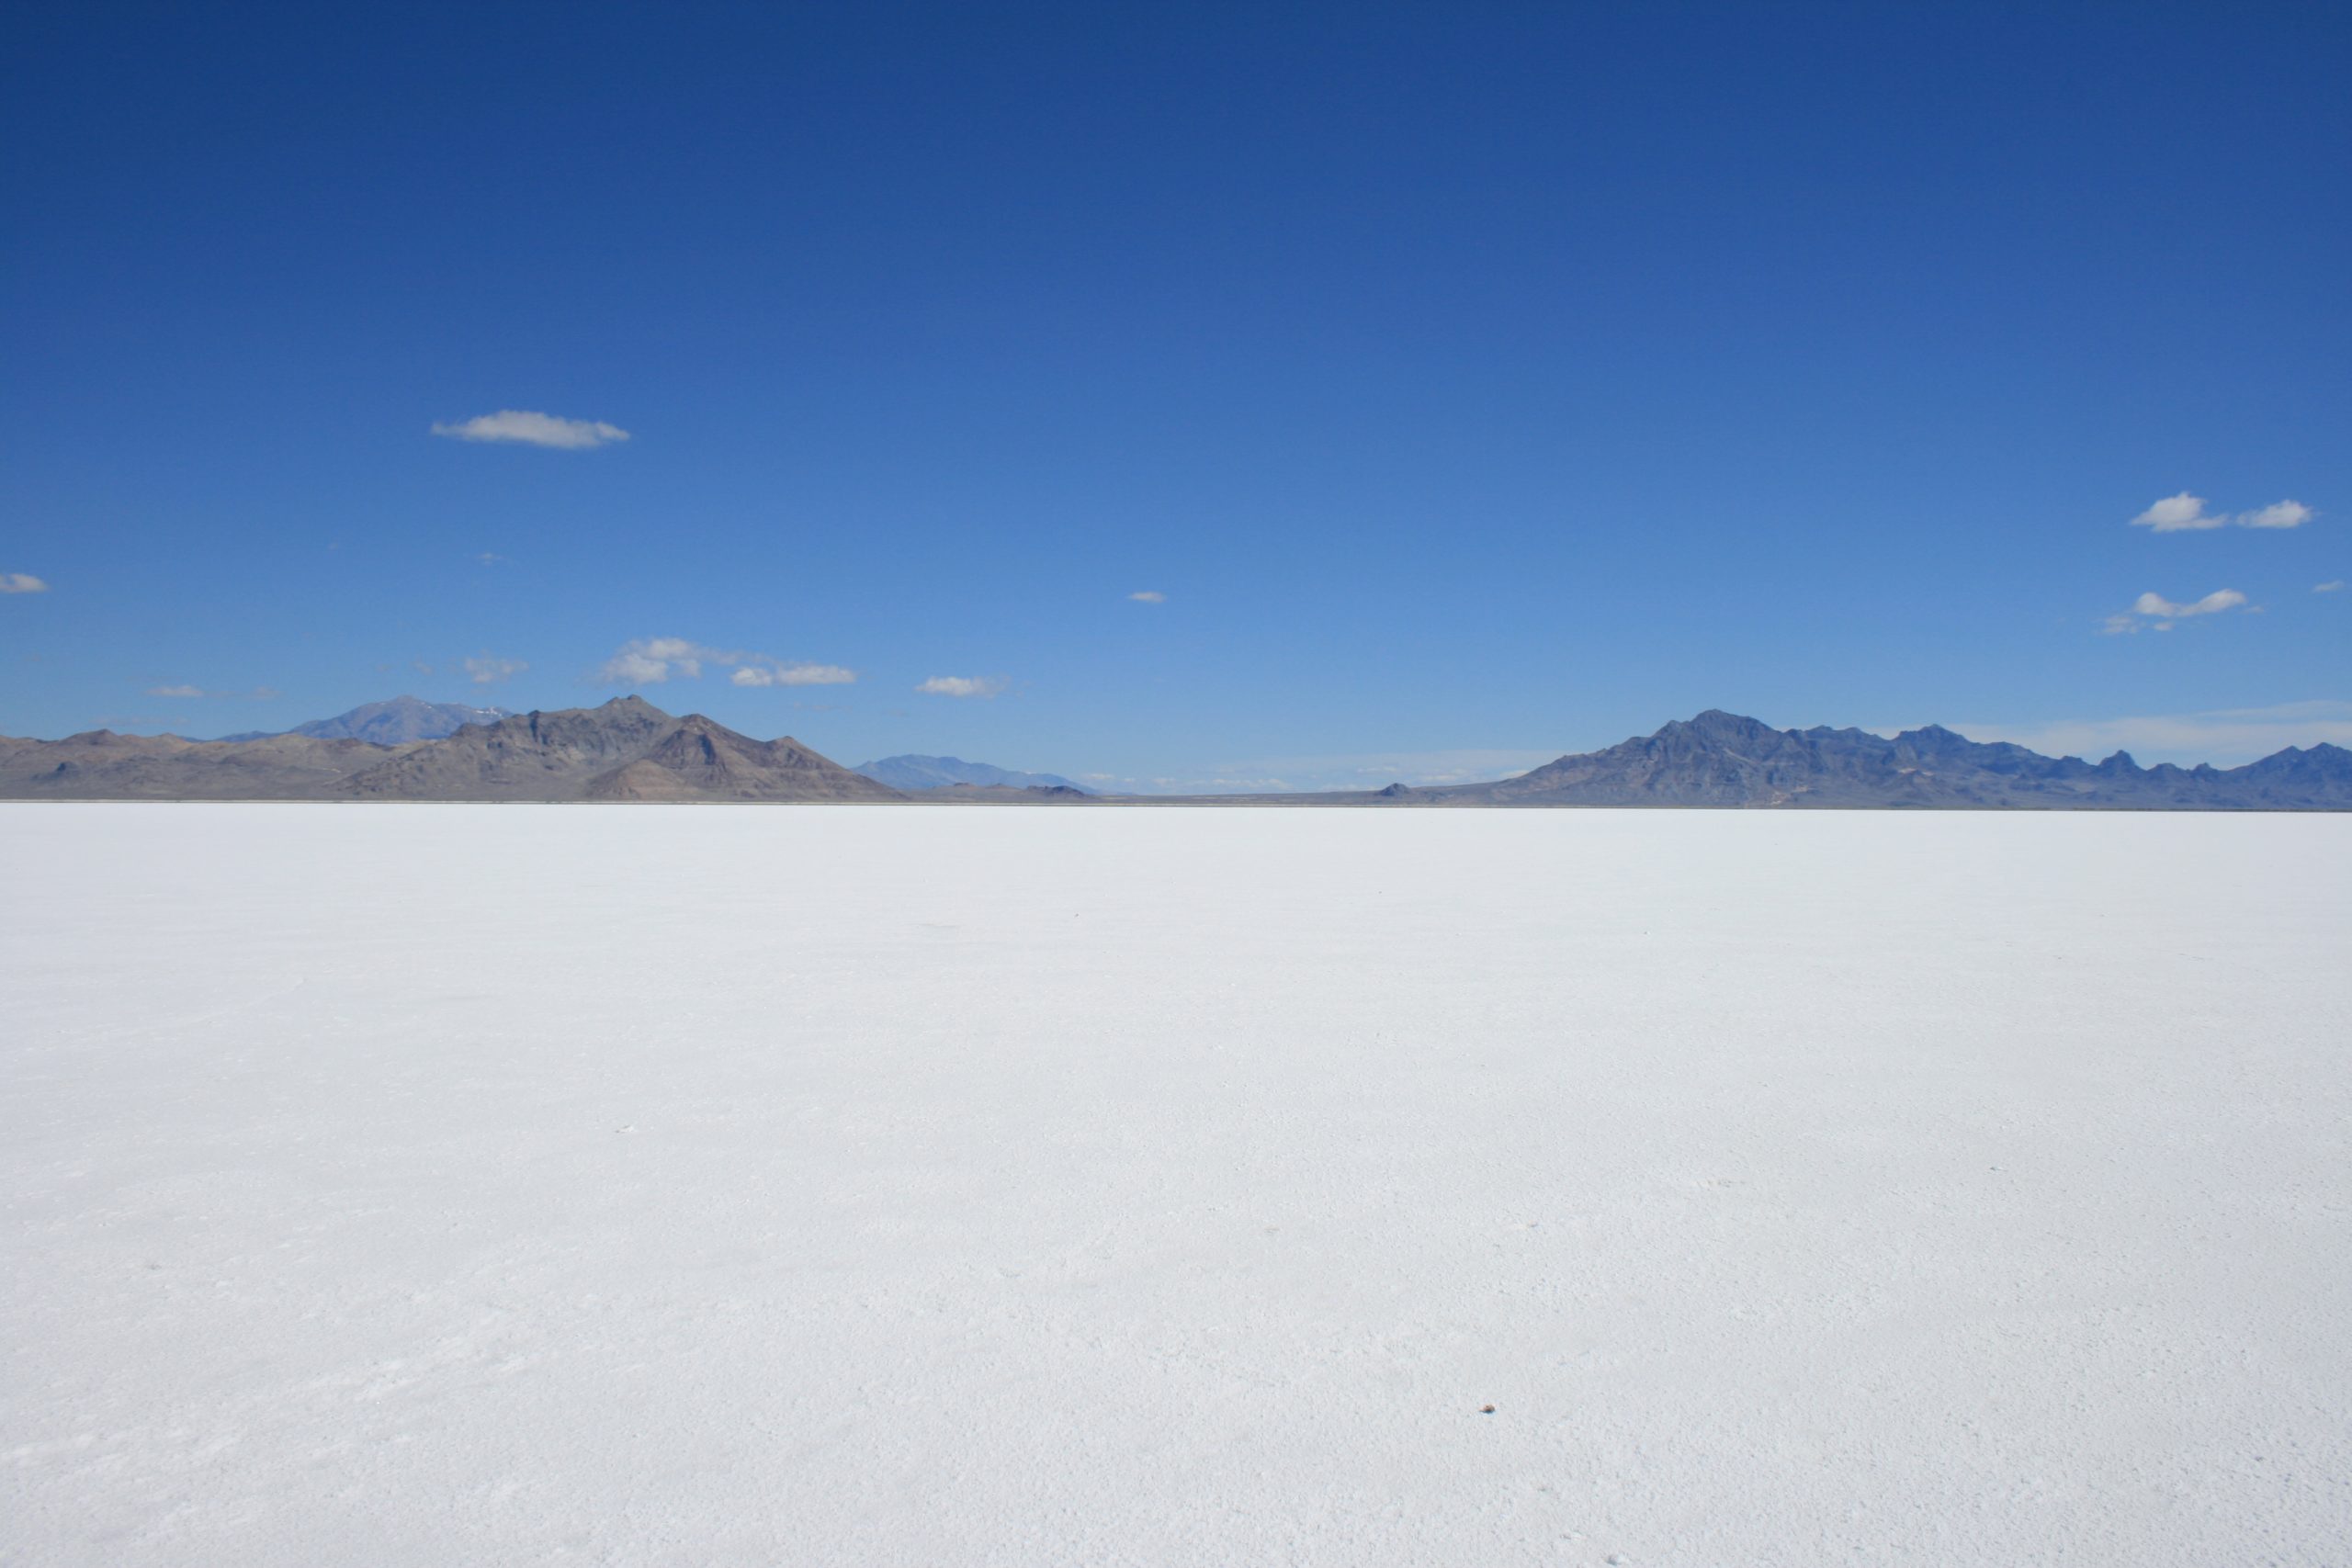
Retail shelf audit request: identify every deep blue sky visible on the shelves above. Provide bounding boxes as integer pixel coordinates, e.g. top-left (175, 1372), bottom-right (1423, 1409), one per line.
top-left (4, 2), bottom-right (2346, 784)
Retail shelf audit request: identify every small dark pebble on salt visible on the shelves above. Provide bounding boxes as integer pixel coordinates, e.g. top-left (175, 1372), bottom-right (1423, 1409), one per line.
top-left (1480, 1404), bottom-right (1496, 1414)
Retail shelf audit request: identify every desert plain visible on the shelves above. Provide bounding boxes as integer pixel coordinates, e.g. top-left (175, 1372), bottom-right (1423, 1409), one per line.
top-left (4, 804), bottom-right (2347, 1565)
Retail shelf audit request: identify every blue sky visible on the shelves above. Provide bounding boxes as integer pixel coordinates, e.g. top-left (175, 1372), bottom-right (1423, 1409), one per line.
top-left (4, 2), bottom-right (2346, 787)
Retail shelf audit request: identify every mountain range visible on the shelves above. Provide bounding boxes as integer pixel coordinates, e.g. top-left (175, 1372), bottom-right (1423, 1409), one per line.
top-left (1360, 709), bottom-right (2352, 810)
top-left (2, 701), bottom-right (2346, 807)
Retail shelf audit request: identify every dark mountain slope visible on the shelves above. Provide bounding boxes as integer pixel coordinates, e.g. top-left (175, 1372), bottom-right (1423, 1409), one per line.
top-left (1419, 712), bottom-right (2352, 809)
top-left (585, 714), bottom-right (901, 801)
top-left (338, 696), bottom-right (683, 799)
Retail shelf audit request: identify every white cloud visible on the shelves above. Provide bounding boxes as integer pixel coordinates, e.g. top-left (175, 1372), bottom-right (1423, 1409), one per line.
top-left (463, 655), bottom-right (527, 686)
top-left (1943, 700), bottom-right (2352, 767)
top-left (2238, 500), bottom-right (2314, 530)
top-left (1, 572), bottom-right (50, 593)
top-left (2105, 587), bottom-right (2250, 632)
top-left (2131, 492), bottom-right (2226, 532)
top-left (730, 663), bottom-right (855, 687)
top-left (2129, 492), bottom-right (2317, 532)
top-left (599, 637), bottom-right (854, 687)
top-left (2318, 581), bottom-right (2346, 593)
top-left (918, 676), bottom-right (1007, 699)
top-left (432, 410), bottom-right (629, 449)
top-left (147, 684), bottom-right (204, 698)
top-left (476, 552), bottom-right (510, 566)
top-left (1129, 590), bottom-right (1167, 604)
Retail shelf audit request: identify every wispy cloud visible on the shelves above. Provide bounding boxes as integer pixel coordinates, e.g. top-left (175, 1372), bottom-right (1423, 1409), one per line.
top-left (1, 572), bottom-right (50, 594)
top-left (1128, 590), bottom-right (1167, 604)
top-left (917, 675), bottom-right (1007, 699)
top-left (475, 552), bottom-right (510, 566)
top-left (598, 637), bottom-right (854, 687)
top-left (462, 654), bottom-right (527, 686)
top-left (730, 662), bottom-right (855, 687)
top-left (144, 684), bottom-right (280, 700)
top-left (2130, 492), bottom-right (2316, 532)
top-left (2103, 587), bottom-right (2250, 633)
top-left (1941, 700), bottom-right (2352, 767)
top-left (2132, 588), bottom-right (2246, 618)
top-left (2317, 580), bottom-right (2346, 594)
top-left (432, 410), bottom-right (630, 449)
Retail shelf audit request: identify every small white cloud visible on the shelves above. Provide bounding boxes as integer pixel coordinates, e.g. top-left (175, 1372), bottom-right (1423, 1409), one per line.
top-left (476, 552), bottom-right (510, 566)
top-left (731, 662), bottom-right (856, 687)
top-left (2130, 491), bottom-right (2317, 532)
top-left (1129, 590), bottom-right (1167, 604)
top-left (432, 410), bottom-right (629, 449)
top-left (598, 637), bottom-right (715, 684)
top-left (2133, 588), bottom-right (2246, 618)
top-left (2317, 580), bottom-right (2346, 593)
top-left (463, 654), bottom-right (527, 686)
top-left (2238, 500), bottom-right (2314, 530)
top-left (599, 637), bottom-right (852, 688)
top-left (147, 684), bottom-right (204, 698)
top-left (2132, 492), bottom-right (2226, 532)
top-left (1, 572), bottom-right (50, 593)
top-left (918, 675), bottom-right (1007, 699)
top-left (2108, 588), bottom-right (2250, 632)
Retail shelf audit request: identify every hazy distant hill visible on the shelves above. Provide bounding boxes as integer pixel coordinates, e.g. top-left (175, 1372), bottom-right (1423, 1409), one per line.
top-left (220, 695), bottom-right (513, 745)
top-left (0, 729), bottom-right (412, 799)
top-left (1371, 710), bottom-right (2352, 810)
top-left (855, 754), bottom-right (1091, 792)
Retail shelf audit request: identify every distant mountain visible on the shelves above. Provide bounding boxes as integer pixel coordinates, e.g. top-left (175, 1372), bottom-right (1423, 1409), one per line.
top-left (1377, 710), bottom-right (2352, 810)
top-left (855, 754), bottom-right (1091, 793)
top-left (219, 695), bottom-right (514, 745)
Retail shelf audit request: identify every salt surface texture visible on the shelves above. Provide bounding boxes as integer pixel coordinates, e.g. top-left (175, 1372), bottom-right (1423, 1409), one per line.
top-left (4, 804), bottom-right (2347, 1565)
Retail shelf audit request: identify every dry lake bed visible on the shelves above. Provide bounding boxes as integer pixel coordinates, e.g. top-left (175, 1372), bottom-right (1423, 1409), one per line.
top-left (4, 804), bottom-right (2347, 1565)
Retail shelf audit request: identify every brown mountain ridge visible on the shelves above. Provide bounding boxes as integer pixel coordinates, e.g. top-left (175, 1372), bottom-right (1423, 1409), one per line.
top-left (1, 697), bottom-right (901, 803)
